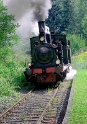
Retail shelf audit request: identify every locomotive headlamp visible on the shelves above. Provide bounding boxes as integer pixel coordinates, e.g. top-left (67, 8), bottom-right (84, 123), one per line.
top-left (40, 36), bottom-right (45, 41)
top-left (56, 59), bottom-right (60, 64)
top-left (28, 63), bottom-right (31, 67)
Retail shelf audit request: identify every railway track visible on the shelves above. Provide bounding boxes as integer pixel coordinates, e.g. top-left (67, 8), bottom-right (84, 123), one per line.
top-left (0, 80), bottom-right (73, 124)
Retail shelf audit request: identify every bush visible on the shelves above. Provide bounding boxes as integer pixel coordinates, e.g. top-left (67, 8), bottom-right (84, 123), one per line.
top-left (67, 34), bottom-right (86, 55)
top-left (0, 47), bottom-right (26, 96)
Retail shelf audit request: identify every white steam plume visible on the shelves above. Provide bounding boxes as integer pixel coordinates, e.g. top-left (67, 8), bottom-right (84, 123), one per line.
top-left (3, 0), bottom-right (52, 38)
top-left (65, 66), bottom-right (77, 81)
top-left (3, 0), bottom-right (52, 61)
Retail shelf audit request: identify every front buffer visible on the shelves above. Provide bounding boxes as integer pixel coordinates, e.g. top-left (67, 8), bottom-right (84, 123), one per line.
top-left (24, 65), bottom-right (68, 85)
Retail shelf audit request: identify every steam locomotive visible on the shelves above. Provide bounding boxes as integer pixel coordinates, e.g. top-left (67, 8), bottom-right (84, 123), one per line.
top-left (24, 21), bottom-right (71, 86)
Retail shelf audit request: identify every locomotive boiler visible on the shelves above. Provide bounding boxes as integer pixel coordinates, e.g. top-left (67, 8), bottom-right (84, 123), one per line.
top-left (24, 21), bottom-right (71, 86)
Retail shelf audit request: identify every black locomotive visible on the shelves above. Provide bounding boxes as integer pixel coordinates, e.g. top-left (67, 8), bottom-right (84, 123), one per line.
top-left (24, 21), bottom-right (71, 85)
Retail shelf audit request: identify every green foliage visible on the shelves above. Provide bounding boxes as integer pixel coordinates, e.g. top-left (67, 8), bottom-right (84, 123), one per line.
top-left (81, 14), bottom-right (87, 40)
top-left (67, 34), bottom-right (86, 55)
top-left (0, 1), bottom-right (19, 46)
top-left (76, 0), bottom-right (87, 37)
top-left (0, 47), bottom-right (26, 96)
top-left (46, 0), bottom-right (76, 34)
top-left (46, 0), bottom-right (87, 45)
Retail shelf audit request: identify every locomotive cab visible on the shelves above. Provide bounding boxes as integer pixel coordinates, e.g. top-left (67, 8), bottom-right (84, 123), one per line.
top-left (51, 34), bottom-right (71, 64)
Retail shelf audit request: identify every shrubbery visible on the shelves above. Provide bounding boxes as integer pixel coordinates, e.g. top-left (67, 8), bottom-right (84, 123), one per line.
top-left (0, 2), bottom-right (26, 96)
top-left (67, 34), bottom-right (86, 55)
top-left (0, 47), bottom-right (26, 96)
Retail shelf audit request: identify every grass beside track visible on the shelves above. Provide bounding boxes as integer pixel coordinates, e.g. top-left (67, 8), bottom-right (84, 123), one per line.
top-left (68, 69), bottom-right (87, 124)
top-left (0, 47), bottom-right (31, 102)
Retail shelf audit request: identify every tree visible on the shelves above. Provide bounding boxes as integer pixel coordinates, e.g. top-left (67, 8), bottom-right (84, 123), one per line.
top-left (81, 14), bottom-right (87, 44)
top-left (0, 0), bottom-right (19, 47)
top-left (46, 0), bottom-right (75, 34)
top-left (46, 0), bottom-right (62, 33)
top-left (59, 0), bottom-right (74, 34)
top-left (82, 14), bottom-right (87, 34)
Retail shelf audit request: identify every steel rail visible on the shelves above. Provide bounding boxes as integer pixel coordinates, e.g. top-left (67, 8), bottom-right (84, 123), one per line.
top-left (36, 87), bottom-right (59, 124)
top-left (0, 89), bottom-right (34, 121)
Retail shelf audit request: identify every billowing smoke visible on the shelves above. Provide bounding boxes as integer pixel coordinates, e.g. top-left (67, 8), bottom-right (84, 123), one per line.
top-left (3, 0), bottom-right (52, 38)
top-left (65, 66), bottom-right (77, 81)
top-left (30, 0), bottom-right (52, 21)
top-left (3, 0), bottom-right (52, 61)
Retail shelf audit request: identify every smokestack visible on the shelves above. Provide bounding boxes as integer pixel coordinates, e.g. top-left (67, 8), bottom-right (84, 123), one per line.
top-left (38, 21), bottom-right (45, 33)
top-left (38, 21), bottom-right (45, 42)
